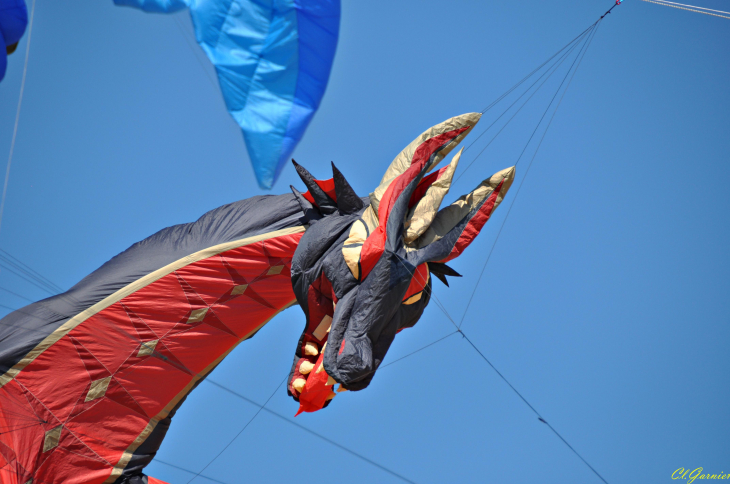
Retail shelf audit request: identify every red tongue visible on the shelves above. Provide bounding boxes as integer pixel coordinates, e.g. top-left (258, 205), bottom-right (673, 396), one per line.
top-left (296, 350), bottom-right (335, 416)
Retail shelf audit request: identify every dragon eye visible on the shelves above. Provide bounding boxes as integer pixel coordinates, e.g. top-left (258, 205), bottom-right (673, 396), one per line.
top-left (402, 263), bottom-right (429, 305)
top-left (342, 220), bottom-right (368, 280)
top-left (342, 208), bottom-right (380, 281)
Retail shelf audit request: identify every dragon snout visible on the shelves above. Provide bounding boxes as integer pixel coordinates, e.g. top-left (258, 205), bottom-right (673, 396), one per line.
top-left (290, 258), bottom-right (432, 414)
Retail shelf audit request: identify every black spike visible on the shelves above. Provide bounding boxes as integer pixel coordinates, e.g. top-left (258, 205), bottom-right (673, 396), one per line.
top-left (428, 262), bottom-right (462, 280)
top-left (331, 162), bottom-right (364, 215)
top-left (290, 186), bottom-right (323, 224)
top-left (291, 160), bottom-right (337, 215)
top-left (432, 271), bottom-right (449, 287)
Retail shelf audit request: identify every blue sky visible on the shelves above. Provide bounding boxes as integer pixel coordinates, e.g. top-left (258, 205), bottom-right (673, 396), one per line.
top-left (0, 1), bottom-right (728, 483)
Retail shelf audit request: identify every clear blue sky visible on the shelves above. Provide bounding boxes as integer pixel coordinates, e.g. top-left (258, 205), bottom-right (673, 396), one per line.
top-left (0, 1), bottom-right (728, 483)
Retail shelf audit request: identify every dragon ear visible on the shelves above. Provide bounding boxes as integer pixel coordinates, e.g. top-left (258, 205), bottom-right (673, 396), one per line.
top-left (292, 160), bottom-right (338, 215)
top-left (353, 114), bottom-right (483, 281)
top-left (331, 162), bottom-right (364, 215)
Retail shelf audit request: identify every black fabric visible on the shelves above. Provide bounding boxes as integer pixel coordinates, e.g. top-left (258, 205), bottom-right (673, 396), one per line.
top-left (322, 252), bottom-right (430, 389)
top-left (290, 185), bottom-right (323, 225)
top-left (292, 160), bottom-right (337, 214)
top-left (115, 476), bottom-right (148, 484)
top-left (331, 162), bottom-right (364, 215)
top-left (289, 208), bottom-right (361, 382)
top-left (0, 194), bottom-right (304, 375)
top-left (288, 159), bottom-right (438, 393)
top-left (429, 262), bottom-right (463, 287)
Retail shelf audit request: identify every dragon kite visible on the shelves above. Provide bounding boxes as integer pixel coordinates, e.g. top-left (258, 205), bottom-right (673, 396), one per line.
top-left (0, 113), bottom-right (515, 483)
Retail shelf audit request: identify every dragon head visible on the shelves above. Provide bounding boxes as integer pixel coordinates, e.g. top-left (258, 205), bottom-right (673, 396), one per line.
top-left (287, 113), bottom-right (515, 414)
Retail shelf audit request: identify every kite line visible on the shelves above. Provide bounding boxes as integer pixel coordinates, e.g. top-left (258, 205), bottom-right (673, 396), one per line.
top-left (386, 6), bottom-right (615, 483)
top-left (638, 0), bottom-right (730, 19)
top-left (184, 377), bottom-right (288, 484)
top-left (458, 20), bottom-right (603, 331)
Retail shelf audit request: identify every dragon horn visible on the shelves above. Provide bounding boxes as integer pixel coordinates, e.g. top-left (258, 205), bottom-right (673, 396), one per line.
top-left (331, 162), bottom-right (364, 215)
top-left (408, 166), bottom-right (516, 265)
top-left (292, 160), bottom-right (337, 215)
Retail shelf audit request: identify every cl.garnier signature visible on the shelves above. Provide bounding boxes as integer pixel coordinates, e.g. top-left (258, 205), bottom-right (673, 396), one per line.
top-left (673, 468), bottom-right (729, 482)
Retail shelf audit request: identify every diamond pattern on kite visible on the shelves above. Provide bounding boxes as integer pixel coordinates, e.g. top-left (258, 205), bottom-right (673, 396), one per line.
top-left (120, 303), bottom-right (192, 376)
top-left (41, 426), bottom-right (61, 453)
top-left (65, 337), bottom-right (149, 421)
top-left (174, 272), bottom-right (238, 338)
top-left (0, 232), bottom-right (303, 483)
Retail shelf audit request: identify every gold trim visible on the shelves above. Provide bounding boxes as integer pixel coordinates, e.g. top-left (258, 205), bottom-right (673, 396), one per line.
top-left (0, 225), bottom-right (306, 389)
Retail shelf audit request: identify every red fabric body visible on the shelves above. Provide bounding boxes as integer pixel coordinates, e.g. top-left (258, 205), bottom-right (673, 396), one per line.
top-left (147, 478), bottom-right (169, 484)
top-left (0, 232), bottom-right (302, 484)
top-left (358, 225), bottom-right (386, 281)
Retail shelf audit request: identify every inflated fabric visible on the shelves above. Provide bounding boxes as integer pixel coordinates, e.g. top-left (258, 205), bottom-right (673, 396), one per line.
top-left (0, 113), bottom-right (514, 482)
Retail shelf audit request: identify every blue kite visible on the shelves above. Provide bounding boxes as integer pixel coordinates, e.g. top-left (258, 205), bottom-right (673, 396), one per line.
top-left (0, 0), bottom-right (28, 82)
top-left (115, 0), bottom-right (340, 189)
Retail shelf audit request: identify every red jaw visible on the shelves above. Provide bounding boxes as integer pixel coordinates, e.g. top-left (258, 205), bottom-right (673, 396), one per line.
top-left (296, 349), bottom-right (336, 415)
top-left (292, 263), bottom-right (429, 415)
top-left (289, 271), bottom-right (341, 415)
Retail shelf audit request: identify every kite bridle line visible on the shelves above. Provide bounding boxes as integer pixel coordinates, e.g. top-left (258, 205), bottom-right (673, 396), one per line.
top-left (456, 20), bottom-right (603, 332)
top-left (603, 0), bottom-right (624, 19)
top-left (455, 25), bottom-right (597, 183)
